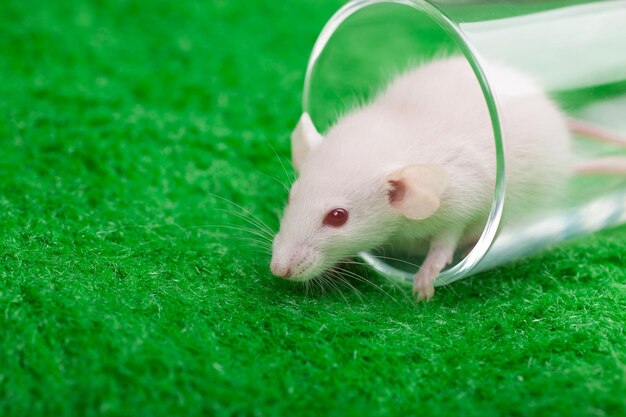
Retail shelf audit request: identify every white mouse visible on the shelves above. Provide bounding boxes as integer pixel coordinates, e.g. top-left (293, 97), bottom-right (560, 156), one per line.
top-left (270, 56), bottom-right (626, 301)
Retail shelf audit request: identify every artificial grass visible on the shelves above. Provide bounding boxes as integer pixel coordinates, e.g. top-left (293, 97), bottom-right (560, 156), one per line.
top-left (1, 1), bottom-right (625, 416)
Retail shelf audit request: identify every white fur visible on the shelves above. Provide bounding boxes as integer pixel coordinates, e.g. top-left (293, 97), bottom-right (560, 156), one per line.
top-left (271, 56), bottom-right (571, 281)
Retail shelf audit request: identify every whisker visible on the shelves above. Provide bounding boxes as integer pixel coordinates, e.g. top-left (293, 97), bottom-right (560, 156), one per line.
top-left (443, 282), bottom-right (460, 299)
top-left (255, 169), bottom-right (290, 192)
top-left (339, 260), bottom-right (411, 294)
top-left (365, 254), bottom-right (422, 270)
top-left (234, 242), bottom-right (272, 256)
top-left (214, 208), bottom-right (275, 238)
top-left (333, 266), bottom-right (403, 305)
top-left (191, 224), bottom-right (274, 243)
top-left (254, 169), bottom-right (289, 192)
top-left (316, 276), bottom-right (330, 298)
top-left (208, 193), bottom-right (276, 237)
top-left (268, 143), bottom-right (296, 185)
top-left (320, 274), bottom-right (353, 309)
top-left (327, 270), bottom-right (367, 304)
top-left (339, 260), bottom-right (371, 267)
top-left (213, 205), bottom-right (275, 238)
top-left (230, 236), bottom-right (271, 247)
top-left (248, 249), bottom-right (273, 257)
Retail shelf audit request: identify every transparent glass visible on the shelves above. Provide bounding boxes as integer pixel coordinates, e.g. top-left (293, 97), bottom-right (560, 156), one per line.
top-left (301, 0), bottom-right (626, 286)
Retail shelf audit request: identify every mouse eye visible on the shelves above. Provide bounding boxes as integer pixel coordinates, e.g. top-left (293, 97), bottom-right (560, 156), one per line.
top-left (323, 208), bottom-right (349, 227)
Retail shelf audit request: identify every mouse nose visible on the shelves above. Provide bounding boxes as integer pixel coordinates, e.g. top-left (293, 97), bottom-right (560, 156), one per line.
top-left (270, 260), bottom-right (292, 279)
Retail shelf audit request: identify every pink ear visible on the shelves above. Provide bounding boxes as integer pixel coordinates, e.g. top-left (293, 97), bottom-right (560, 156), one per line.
top-left (388, 164), bottom-right (447, 220)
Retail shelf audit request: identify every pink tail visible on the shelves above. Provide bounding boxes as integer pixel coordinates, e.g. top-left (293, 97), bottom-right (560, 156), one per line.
top-left (569, 119), bottom-right (626, 175)
top-left (574, 157), bottom-right (626, 175)
top-left (568, 118), bottom-right (626, 147)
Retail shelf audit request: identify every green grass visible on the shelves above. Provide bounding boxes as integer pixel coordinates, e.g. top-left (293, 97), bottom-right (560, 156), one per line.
top-left (1, 1), bottom-right (625, 416)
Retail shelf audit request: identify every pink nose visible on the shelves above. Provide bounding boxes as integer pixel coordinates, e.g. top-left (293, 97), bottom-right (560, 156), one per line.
top-left (271, 261), bottom-right (292, 279)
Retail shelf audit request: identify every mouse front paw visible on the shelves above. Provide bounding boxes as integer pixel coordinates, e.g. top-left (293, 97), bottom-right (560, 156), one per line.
top-left (413, 268), bottom-right (436, 302)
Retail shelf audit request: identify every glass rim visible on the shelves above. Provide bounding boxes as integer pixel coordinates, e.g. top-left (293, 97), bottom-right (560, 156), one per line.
top-left (301, 0), bottom-right (508, 286)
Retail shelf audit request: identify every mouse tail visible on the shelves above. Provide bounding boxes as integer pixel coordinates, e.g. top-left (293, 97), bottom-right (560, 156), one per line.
top-left (568, 118), bottom-right (626, 147)
top-left (574, 157), bottom-right (626, 175)
top-left (569, 119), bottom-right (626, 175)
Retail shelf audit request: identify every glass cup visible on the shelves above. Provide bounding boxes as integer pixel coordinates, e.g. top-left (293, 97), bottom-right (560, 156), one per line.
top-left (299, 0), bottom-right (626, 286)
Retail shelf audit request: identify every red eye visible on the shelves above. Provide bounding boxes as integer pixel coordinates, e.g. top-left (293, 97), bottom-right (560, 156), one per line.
top-left (323, 208), bottom-right (349, 227)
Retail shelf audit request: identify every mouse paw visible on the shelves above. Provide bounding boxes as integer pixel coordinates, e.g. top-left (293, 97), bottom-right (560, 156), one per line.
top-left (413, 268), bottom-right (436, 302)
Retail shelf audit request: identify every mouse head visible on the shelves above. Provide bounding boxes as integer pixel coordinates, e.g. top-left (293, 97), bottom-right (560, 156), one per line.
top-left (270, 113), bottom-right (447, 282)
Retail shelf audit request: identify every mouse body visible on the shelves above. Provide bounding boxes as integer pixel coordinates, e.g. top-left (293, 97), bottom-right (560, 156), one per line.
top-left (271, 56), bottom-right (571, 300)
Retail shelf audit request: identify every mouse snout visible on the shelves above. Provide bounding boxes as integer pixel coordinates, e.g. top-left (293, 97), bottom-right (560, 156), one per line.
top-left (270, 243), bottom-right (318, 281)
top-left (270, 259), bottom-right (292, 279)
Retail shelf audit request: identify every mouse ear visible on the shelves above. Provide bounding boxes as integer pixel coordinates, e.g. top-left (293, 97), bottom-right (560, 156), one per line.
top-left (388, 164), bottom-right (447, 220)
top-left (291, 112), bottom-right (323, 172)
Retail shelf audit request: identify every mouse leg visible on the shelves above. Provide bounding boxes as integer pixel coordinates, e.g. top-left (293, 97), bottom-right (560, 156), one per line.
top-left (414, 233), bottom-right (459, 301)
